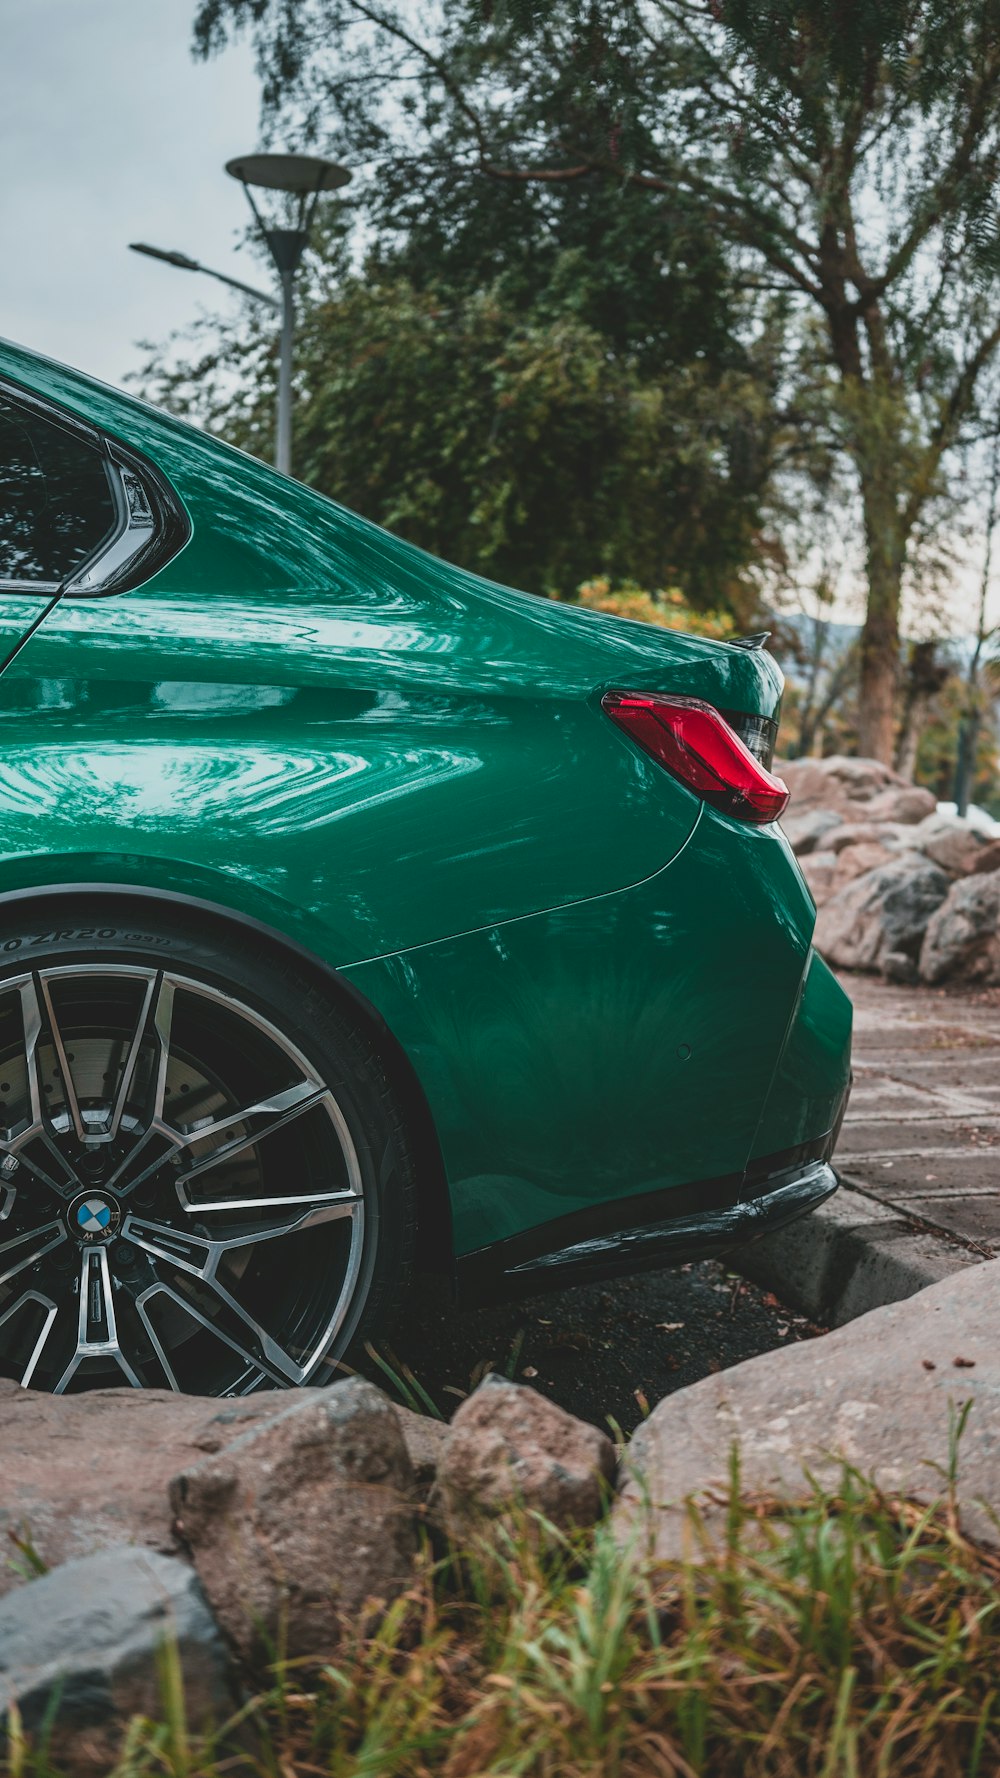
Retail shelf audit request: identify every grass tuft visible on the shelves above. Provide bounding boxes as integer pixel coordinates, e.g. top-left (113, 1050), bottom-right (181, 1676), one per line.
top-left (3, 1450), bottom-right (999, 1777)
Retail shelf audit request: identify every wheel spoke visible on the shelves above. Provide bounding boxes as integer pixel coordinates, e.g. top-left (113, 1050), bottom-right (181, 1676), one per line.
top-left (121, 1205), bottom-right (358, 1385)
top-left (124, 1201), bottom-right (358, 1266)
top-left (104, 971), bottom-right (166, 1141)
top-left (177, 1165), bottom-right (359, 1216)
top-left (52, 1248), bottom-right (143, 1395)
top-left (20, 975), bottom-right (47, 1131)
top-left (132, 1286), bottom-right (182, 1391)
top-left (37, 972), bottom-right (88, 1144)
top-left (0, 1220), bottom-right (67, 1289)
top-left (169, 1078), bottom-right (322, 1153)
top-left (95, 976), bottom-right (176, 1183)
top-left (0, 1144), bottom-right (71, 1198)
top-left (118, 1078), bottom-right (326, 1202)
top-left (1, 980), bottom-right (79, 1194)
top-left (0, 1288), bottom-right (59, 1388)
top-left (132, 1278), bottom-right (289, 1389)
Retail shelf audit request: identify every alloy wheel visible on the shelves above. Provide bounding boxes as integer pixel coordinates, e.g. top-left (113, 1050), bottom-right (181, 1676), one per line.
top-left (0, 964), bottom-right (366, 1394)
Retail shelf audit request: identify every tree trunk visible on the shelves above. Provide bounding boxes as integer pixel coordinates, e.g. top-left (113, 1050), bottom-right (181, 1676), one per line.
top-left (857, 484), bottom-right (904, 763)
top-left (953, 701), bottom-right (980, 817)
top-left (895, 642), bottom-right (948, 780)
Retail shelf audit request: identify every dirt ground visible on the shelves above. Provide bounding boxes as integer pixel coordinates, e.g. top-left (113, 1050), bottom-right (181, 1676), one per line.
top-left (362, 1258), bottom-right (824, 1435)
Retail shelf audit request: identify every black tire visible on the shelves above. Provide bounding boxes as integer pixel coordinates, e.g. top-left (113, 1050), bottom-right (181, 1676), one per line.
top-left (0, 905), bottom-right (415, 1396)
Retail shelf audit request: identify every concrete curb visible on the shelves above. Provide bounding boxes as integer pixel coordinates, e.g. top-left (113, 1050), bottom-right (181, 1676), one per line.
top-left (734, 1178), bottom-right (986, 1327)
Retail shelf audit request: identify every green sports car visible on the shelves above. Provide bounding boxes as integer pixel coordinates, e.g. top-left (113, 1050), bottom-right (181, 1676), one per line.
top-left (0, 341), bottom-right (851, 1397)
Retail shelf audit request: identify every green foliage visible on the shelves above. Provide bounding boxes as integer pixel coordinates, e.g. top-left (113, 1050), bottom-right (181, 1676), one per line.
top-left (139, 272), bottom-right (775, 606)
top-left (8, 1442), bottom-right (1000, 1775)
top-left (568, 576), bottom-right (738, 639)
top-left (914, 664), bottom-right (1000, 813)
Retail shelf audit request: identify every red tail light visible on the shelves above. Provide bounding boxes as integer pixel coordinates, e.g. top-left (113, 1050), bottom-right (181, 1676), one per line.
top-left (601, 691), bottom-right (789, 825)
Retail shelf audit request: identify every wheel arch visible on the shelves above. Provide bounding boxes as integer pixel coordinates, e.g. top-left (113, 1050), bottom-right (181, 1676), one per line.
top-left (0, 879), bottom-right (455, 1281)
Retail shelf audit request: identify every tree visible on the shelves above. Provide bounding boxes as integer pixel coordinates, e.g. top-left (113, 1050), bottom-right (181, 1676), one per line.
top-left (137, 272), bottom-right (777, 600)
top-left (193, 0), bottom-right (1000, 761)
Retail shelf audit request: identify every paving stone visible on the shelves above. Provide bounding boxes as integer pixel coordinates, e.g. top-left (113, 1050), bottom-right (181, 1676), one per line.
top-left (837, 974), bottom-right (1000, 1259)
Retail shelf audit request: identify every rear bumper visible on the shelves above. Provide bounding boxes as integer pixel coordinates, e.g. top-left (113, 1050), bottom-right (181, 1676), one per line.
top-left (456, 1128), bottom-right (843, 1304)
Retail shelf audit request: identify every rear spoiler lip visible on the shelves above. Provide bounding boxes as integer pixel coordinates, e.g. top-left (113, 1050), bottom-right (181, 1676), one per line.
top-left (729, 631), bottom-right (772, 652)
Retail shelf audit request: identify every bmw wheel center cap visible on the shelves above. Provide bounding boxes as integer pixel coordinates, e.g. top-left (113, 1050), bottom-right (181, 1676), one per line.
top-left (69, 1192), bottom-right (122, 1243)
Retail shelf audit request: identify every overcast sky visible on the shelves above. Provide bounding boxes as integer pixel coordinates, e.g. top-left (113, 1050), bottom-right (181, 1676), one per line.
top-left (1, 0), bottom-right (265, 390)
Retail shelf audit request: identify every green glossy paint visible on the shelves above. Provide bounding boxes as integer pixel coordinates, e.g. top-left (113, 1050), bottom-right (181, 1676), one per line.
top-left (0, 341), bottom-right (851, 1262)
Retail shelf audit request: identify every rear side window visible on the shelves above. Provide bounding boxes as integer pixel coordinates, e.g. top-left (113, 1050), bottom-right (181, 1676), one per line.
top-left (0, 395), bottom-right (116, 587)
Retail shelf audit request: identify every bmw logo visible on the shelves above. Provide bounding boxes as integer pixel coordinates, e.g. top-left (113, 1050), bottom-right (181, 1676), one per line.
top-left (68, 1193), bottom-right (122, 1244)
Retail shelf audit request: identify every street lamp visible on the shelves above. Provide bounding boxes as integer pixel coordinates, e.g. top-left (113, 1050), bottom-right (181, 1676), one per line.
top-left (225, 153), bottom-right (351, 476)
top-left (130, 151), bottom-right (350, 477)
top-left (129, 242), bottom-right (280, 312)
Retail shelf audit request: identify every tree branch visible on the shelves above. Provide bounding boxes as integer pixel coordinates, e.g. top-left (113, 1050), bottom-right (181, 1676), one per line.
top-left (903, 316), bottom-right (1000, 534)
top-left (864, 49), bottom-right (1000, 302)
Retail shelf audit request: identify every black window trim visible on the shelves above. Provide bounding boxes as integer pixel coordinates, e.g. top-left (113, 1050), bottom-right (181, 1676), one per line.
top-left (0, 378), bottom-right (190, 599)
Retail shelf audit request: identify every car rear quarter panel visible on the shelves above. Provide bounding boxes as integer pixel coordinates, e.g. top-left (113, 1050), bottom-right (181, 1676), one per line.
top-left (0, 346), bottom-right (785, 965)
top-left (343, 811), bottom-right (818, 1254)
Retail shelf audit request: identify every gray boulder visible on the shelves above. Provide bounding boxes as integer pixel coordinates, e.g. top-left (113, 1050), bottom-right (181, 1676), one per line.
top-left (781, 755), bottom-right (905, 812)
top-left (827, 820), bottom-right (910, 854)
top-left (813, 851), bottom-right (950, 971)
top-left (910, 812), bottom-right (997, 877)
top-left (430, 1374), bottom-right (616, 1540)
top-left (829, 839), bottom-right (896, 896)
top-left (800, 841), bottom-right (896, 910)
top-left (863, 784), bottom-right (937, 825)
top-left (971, 838), bottom-right (1000, 875)
top-left (799, 848), bottom-right (837, 904)
top-left (615, 1259), bottom-right (1000, 1561)
top-left (170, 1377), bottom-right (418, 1669)
top-left (0, 1547), bottom-right (235, 1775)
top-left (781, 807), bottom-right (843, 855)
top-left (919, 868), bottom-right (1000, 985)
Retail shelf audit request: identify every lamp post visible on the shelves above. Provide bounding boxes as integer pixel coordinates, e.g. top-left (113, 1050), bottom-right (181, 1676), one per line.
top-left (130, 152), bottom-right (350, 477)
top-left (129, 242), bottom-right (280, 312)
top-left (225, 153), bottom-right (351, 476)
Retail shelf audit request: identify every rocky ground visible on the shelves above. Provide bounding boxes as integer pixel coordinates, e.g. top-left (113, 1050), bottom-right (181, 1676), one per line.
top-left (782, 753), bottom-right (1000, 982)
top-left (2, 1262), bottom-right (997, 1771)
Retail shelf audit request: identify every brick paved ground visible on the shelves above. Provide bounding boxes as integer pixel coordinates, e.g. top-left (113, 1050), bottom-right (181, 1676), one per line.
top-left (837, 973), bottom-right (1000, 1256)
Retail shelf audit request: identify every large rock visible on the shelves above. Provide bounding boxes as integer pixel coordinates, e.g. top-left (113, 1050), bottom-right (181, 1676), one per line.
top-left (971, 837), bottom-right (1000, 875)
top-left (781, 807), bottom-right (843, 856)
top-left (395, 1403), bottom-right (450, 1493)
top-left (781, 755), bottom-right (905, 812)
top-left (170, 1378), bottom-right (418, 1669)
top-left (919, 868), bottom-right (1000, 985)
top-left (798, 848), bottom-right (837, 904)
top-left (800, 841), bottom-right (896, 910)
top-left (863, 784), bottom-right (937, 824)
top-left (814, 851), bottom-right (950, 972)
top-left (430, 1374), bottom-right (616, 1540)
top-left (615, 1259), bottom-right (1000, 1560)
top-left (829, 840), bottom-right (896, 895)
top-left (0, 1547), bottom-right (235, 1775)
top-left (911, 812), bottom-right (998, 877)
top-left (0, 1381), bottom-right (439, 1601)
top-left (826, 820), bottom-right (910, 854)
